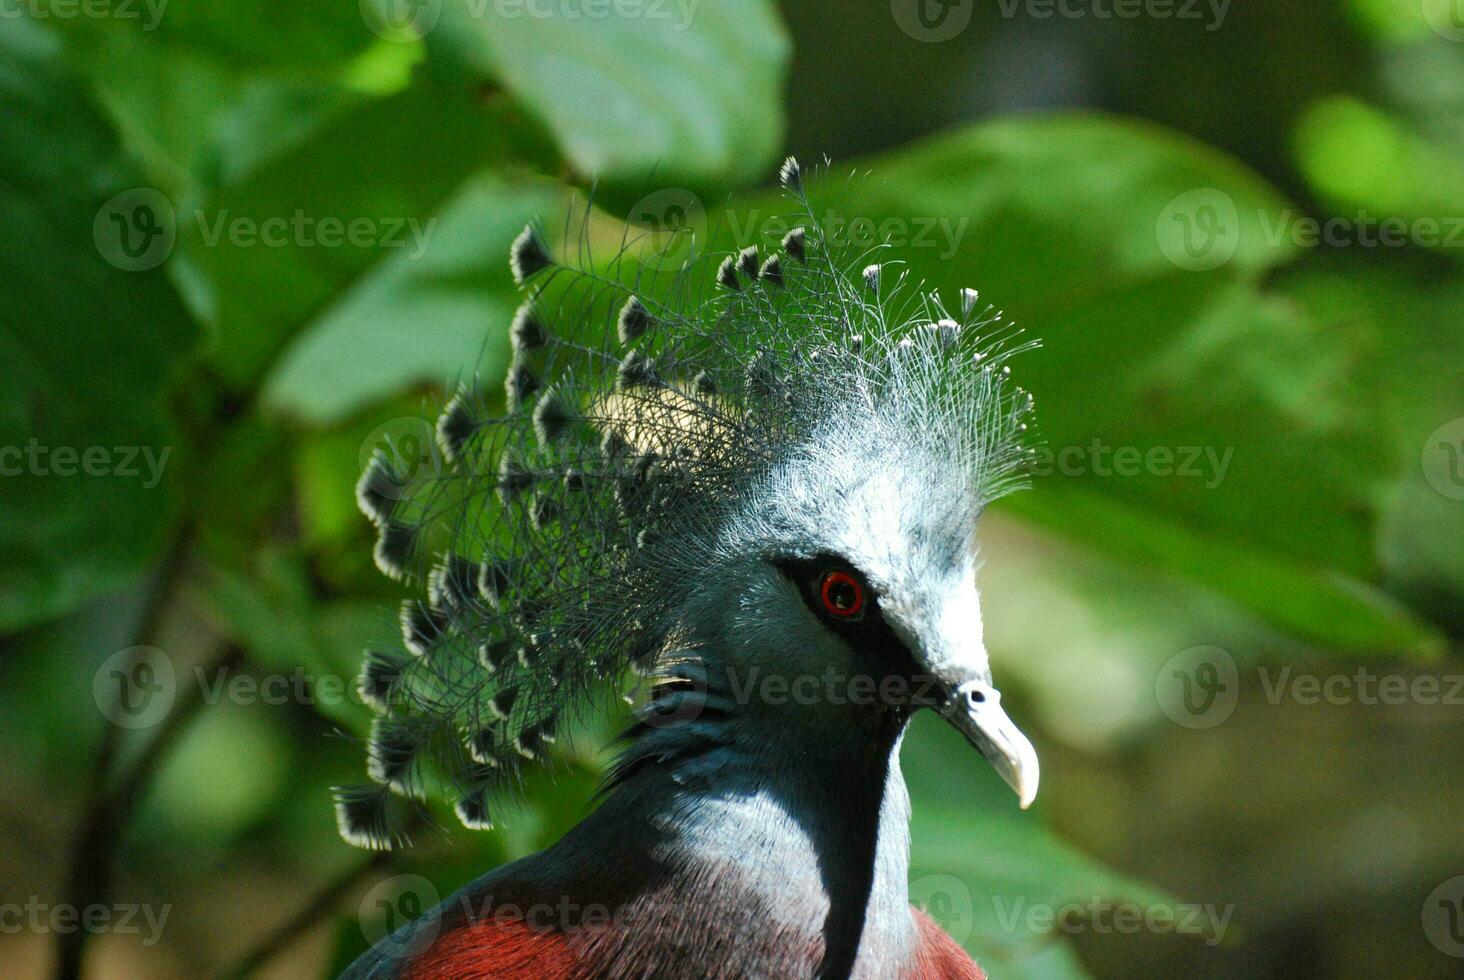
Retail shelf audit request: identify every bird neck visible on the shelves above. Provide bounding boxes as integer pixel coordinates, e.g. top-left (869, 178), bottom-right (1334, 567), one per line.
top-left (572, 676), bottom-right (919, 977)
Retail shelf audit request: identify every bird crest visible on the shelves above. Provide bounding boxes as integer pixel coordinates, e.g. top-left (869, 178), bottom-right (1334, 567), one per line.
top-left (335, 159), bottom-right (1038, 850)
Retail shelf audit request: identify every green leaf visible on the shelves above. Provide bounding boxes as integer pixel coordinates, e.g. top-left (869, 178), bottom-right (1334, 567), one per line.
top-left (439, 0), bottom-right (790, 190)
top-left (1347, 0), bottom-right (1439, 42)
top-left (977, 515), bottom-right (1306, 746)
top-left (200, 552), bottom-right (394, 731)
top-left (1293, 96), bottom-right (1464, 249)
top-left (808, 113), bottom-right (1299, 298)
top-left (261, 173), bottom-right (563, 424)
top-left (0, 21), bottom-right (199, 631)
top-left (972, 941), bottom-right (1094, 980)
top-left (176, 81), bottom-right (555, 387)
top-left (905, 716), bottom-right (1171, 975)
top-left (44, 22), bottom-right (377, 202)
top-left (1006, 485), bottom-right (1443, 659)
top-left (110, 0), bottom-right (379, 68)
top-left (144, 699), bottom-right (293, 845)
top-left (202, 554), bottom-right (321, 674)
top-left (1276, 255), bottom-right (1464, 632)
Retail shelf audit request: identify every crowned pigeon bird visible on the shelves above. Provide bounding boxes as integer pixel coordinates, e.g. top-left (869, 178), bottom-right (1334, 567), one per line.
top-left (336, 158), bottom-right (1040, 979)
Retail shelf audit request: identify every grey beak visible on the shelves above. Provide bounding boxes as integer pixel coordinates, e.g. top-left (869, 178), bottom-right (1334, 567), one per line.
top-left (939, 679), bottom-right (1040, 809)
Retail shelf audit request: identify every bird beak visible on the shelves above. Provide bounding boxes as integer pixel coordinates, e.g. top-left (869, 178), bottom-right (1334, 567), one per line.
top-left (938, 678), bottom-right (1040, 809)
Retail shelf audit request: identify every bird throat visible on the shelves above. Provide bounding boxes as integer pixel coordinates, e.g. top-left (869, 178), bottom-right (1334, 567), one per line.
top-left (570, 701), bottom-right (920, 978)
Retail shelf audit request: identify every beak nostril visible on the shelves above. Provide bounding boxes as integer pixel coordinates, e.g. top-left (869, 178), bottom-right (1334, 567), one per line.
top-left (943, 681), bottom-right (1038, 809)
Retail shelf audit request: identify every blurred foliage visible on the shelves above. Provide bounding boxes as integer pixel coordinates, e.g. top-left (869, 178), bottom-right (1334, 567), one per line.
top-left (2, 1), bottom-right (1463, 978)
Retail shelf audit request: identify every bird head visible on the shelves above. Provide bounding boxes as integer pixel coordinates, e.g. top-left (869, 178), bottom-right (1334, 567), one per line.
top-left (663, 354), bottom-right (1038, 808)
top-left (336, 159), bottom-right (1040, 849)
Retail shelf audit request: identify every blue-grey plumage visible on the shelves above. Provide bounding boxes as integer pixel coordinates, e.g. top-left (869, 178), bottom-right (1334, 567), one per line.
top-left (337, 159), bottom-right (1037, 977)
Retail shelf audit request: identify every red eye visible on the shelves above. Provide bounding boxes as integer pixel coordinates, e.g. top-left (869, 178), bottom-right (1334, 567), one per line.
top-left (819, 570), bottom-right (865, 619)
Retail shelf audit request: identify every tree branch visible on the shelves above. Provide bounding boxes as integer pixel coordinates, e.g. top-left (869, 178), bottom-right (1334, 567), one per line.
top-left (52, 530), bottom-right (233, 980)
top-left (214, 847), bottom-right (400, 980)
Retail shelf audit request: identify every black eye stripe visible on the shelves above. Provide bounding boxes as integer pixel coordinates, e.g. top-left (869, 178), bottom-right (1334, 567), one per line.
top-left (774, 555), bottom-right (877, 625)
top-left (773, 555), bottom-right (920, 681)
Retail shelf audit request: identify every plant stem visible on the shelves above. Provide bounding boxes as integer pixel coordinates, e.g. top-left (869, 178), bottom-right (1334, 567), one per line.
top-left (52, 529), bottom-right (221, 980)
top-left (214, 848), bottom-right (400, 980)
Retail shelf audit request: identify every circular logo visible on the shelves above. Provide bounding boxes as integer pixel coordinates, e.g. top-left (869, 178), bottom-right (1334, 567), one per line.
top-left (1156, 188), bottom-right (1240, 272)
top-left (1421, 418), bottom-right (1464, 501)
top-left (910, 874), bottom-right (974, 943)
top-left (890, 0), bottom-right (973, 42)
top-left (1422, 875), bottom-right (1464, 958)
top-left (630, 671), bottom-right (709, 729)
top-left (1422, 0), bottom-right (1464, 44)
top-left (359, 874), bottom-right (442, 957)
top-left (1156, 645), bottom-right (1238, 729)
top-left (93, 646), bottom-right (176, 729)
top-left (360, 0), bottom-right (442, 40)
top-left (625, 188), bottom-right (707, 272)
top-left (94, 188), bottom-right (176, 272)
top-left (359, 416), bottom-right (443, 501)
